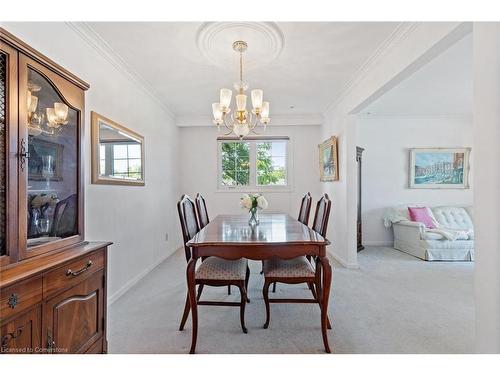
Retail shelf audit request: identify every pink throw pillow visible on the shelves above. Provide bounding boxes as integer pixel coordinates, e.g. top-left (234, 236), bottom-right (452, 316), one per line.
top-left (408, 207), bottom-right (436, 229)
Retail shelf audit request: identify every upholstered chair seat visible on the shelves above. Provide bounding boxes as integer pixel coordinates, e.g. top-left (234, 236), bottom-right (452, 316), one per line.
top-left (196, 257), bottom-right (248, 280)
top-left (263, 256), bottom-right (315, 278)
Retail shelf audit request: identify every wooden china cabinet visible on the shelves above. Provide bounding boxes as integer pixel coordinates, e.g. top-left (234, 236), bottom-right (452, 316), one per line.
top-left (0, 28), bottom-right (111, 354)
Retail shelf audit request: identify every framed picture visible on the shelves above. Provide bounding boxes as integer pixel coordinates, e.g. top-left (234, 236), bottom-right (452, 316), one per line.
top-left (409, 148), bottom-right (471, 189)
top-left (319, 136), bottom-right (339, 181)
top-left (28, 138), bottom-right (64, 181)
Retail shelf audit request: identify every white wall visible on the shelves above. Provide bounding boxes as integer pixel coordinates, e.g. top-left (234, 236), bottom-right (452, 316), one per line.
top-left (357, 116), bottom-right (473, 246)
top-left (3, 23), bottom-right (182, 303)
top-left (179, 125), bottom-right (322, 220)
top-left (473, 22), bottom-right (500, 353)
top-left (320, 23), bottom-right (469, 268)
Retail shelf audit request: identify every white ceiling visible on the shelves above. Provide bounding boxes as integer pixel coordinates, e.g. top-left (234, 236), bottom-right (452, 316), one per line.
top-left (85, 22), bottom-right (399, 118)
top-left (362, 33), bottom-right (473, 116)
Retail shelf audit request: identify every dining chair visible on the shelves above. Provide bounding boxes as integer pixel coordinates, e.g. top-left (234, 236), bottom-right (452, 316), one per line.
top-left (270, 192), bottom-right (313, 293)
top-left (195, 193), bottom-right (232, 296)
top-left (195, 193), bottom-right (210, 229)
top-left (262, 193), bottom-right (332, 330)
top-left (298, 192), bottom-right (312, 225)
top-left (177, 194), bottom-right (250, 334)
top-left (50, 194), bottom-right (78, 237)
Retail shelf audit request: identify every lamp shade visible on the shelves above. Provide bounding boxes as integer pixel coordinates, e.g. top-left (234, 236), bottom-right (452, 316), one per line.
top-left (46, 108), bottom-right (57, 127)
top-left (251, 89), bottom-right (263, 109)
top-left (261, 101), bottom-right (270, 118)
top-left (212, 103), bottom-right (222, 120)
top-left (220, 88), bottom-right (232, 108)
top-left (28, 94), bottom-right (38, 114)
top-left (236, 94), bottom-right (247, 111)
top-left (54, 102), bottom-right (68, 121)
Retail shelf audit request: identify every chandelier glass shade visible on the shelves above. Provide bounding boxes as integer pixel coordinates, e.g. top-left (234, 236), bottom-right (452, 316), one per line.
top-left (212, 41), bottom-right (270, 138)
top-left (27, 82), bottom-right (70, 136)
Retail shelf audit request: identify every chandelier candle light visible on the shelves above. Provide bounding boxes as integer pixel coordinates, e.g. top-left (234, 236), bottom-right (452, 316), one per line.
top-left (212, 41), bottom-right (270, 138)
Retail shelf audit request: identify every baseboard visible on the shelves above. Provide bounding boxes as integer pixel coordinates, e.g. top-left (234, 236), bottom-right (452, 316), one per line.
top-left (108, 246), bottom-right (179, 305)
top-left (328, 250), bottom-right (359, 269)
top-left (363, 241), bottom-right (394, 247)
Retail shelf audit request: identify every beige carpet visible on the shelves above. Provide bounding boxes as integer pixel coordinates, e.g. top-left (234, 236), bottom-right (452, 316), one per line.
top-left (108, 247), bottom-right (474, 354)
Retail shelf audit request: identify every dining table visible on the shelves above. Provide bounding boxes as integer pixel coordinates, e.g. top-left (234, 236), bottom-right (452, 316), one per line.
top-left (185, 213), bottom-right (332, 354)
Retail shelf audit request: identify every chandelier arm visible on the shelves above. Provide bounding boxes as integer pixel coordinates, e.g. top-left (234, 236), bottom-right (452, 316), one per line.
top-left (222, 113), bottom-right (233, 132)
top-left (250, 113), bottom-right (261, 131)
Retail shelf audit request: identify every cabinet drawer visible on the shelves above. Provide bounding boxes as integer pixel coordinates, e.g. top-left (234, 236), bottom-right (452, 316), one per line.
top-left (43, 250), bottom-right (104, 297)
top-left (1, 278), bottom-right (43, 321)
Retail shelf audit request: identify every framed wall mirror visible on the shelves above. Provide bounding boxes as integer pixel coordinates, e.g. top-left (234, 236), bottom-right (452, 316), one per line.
top-left (91, 111), bottom-right (145, 186)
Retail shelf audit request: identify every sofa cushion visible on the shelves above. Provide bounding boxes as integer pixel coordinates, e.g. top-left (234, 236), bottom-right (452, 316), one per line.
top-left (408, 207), bottom-right (436, 229)
top-left (431, 207), bottom-right (473, 230)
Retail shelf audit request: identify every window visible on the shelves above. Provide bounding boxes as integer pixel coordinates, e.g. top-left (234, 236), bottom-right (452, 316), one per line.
top-left (100, 143), bottom-right (142, 179)
top-left (220, 142), bottom-right (250, 186)
top-left (257, 141), bottom-right (287, 186)
top-left (218, 138), bottom-right (289, 190)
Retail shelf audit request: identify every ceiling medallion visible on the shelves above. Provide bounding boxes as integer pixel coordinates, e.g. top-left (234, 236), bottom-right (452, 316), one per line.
top-left (196, 22), bottom-right (284, 71)
top-left (211, 40), bottom-right (270, 138)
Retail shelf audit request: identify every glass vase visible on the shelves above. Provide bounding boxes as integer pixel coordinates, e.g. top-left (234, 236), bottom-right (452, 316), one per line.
top-left (248, 208), bottom-right (259, 226)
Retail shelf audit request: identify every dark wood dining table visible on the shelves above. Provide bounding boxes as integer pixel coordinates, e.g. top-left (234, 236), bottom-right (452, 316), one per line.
top-left (185, 213), bottom-right (332, 353)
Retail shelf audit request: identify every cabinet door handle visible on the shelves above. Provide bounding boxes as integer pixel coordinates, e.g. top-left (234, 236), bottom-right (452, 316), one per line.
top-left (47, 330), bottom-right (56, 354)
top-left (66, 260), bottom-right (93, 277)
top-left (19, 138), bottom-right (30, 171)
top-left (7, 293), bottom-right (19, 309)
top-left (1, 325), bottom-right (24, 352)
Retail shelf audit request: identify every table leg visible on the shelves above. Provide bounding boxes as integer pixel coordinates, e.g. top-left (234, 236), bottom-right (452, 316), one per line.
top-left (186, 258), bottom-right (198, 354)
top-left (319, 255), bottom-right (332, 353)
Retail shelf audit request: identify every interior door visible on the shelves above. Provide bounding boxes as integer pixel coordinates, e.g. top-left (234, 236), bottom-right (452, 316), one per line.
top-left (0, 41), bottom-right (19, 265)
top-left (18, 53), bottom-right (84, 260)
top-left (44, 270), bottom-right (104, 354)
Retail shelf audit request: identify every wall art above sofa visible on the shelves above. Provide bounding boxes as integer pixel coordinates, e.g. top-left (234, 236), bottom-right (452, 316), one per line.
top-left (409, 148), bottom-right (471, 189)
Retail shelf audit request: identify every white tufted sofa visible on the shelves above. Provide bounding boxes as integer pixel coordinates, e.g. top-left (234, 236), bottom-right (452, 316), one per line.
top-left (392, 206), bottom-right (474, 261)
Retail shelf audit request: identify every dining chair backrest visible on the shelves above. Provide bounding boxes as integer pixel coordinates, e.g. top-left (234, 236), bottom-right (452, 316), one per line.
top-left (50, 194), bottom-right (78, 238)
top-left (177, 194), bottom-right (200, 262)
top-left (195, 193), bottom-right (210, 229)
top-left (312, 193), bottom-right (332, 238)
top-left (298, 192), bottom-right (312, 225)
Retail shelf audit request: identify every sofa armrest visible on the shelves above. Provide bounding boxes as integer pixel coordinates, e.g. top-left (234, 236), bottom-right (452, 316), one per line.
top-left (393, 220), bottom-right (425, 241)
top-left (395, 220), bottom-right (425, 228)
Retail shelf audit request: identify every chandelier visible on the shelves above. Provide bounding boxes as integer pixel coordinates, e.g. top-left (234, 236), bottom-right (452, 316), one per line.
top-left (212, 40), bottom-right (270, 138)
top-left (27, 82), bottom-right (69, 137)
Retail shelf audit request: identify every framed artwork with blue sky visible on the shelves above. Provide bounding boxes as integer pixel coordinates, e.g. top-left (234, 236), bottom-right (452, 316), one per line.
top-left (409, 148), bottom-right (471, 189)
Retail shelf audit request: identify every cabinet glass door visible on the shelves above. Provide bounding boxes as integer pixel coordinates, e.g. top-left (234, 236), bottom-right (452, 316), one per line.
top-left (0, 42), bottom-right (18, 264)
top-left (0, 51), bottom-right (6, 257)
top-left (21, 61), bottom-right (81, 255)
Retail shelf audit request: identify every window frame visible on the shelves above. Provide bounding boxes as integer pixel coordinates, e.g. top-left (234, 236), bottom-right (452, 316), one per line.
top-left (217, 137), bottom-right (292, 192)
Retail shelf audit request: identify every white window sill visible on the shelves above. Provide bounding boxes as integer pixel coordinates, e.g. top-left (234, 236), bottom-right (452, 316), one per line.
top-left (216, 187), bottom-right (293, 194)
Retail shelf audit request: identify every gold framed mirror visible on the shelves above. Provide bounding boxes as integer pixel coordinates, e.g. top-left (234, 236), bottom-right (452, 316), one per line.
top-left (91, 111), bottom-right (145, 186)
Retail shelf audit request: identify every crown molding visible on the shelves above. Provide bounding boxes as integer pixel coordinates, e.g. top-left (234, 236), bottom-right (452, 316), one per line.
top-left (66, 22), bottom-right (175, 120)
top-left (324, 22), bottom-right (421, 114)
top-left (176, 113), bottom-right (323, 128)
top-left (357, 113), bottom-right (473, 120)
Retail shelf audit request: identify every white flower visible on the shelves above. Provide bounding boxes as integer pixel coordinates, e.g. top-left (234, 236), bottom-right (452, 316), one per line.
top-left (240, 194), bottom-right (252, 210)
top-left (257, 195), bottom-right (268, 210)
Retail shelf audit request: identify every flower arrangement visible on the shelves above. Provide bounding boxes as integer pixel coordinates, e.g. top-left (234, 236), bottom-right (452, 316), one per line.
top-left (240, 193), bottom-right (268, 225)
